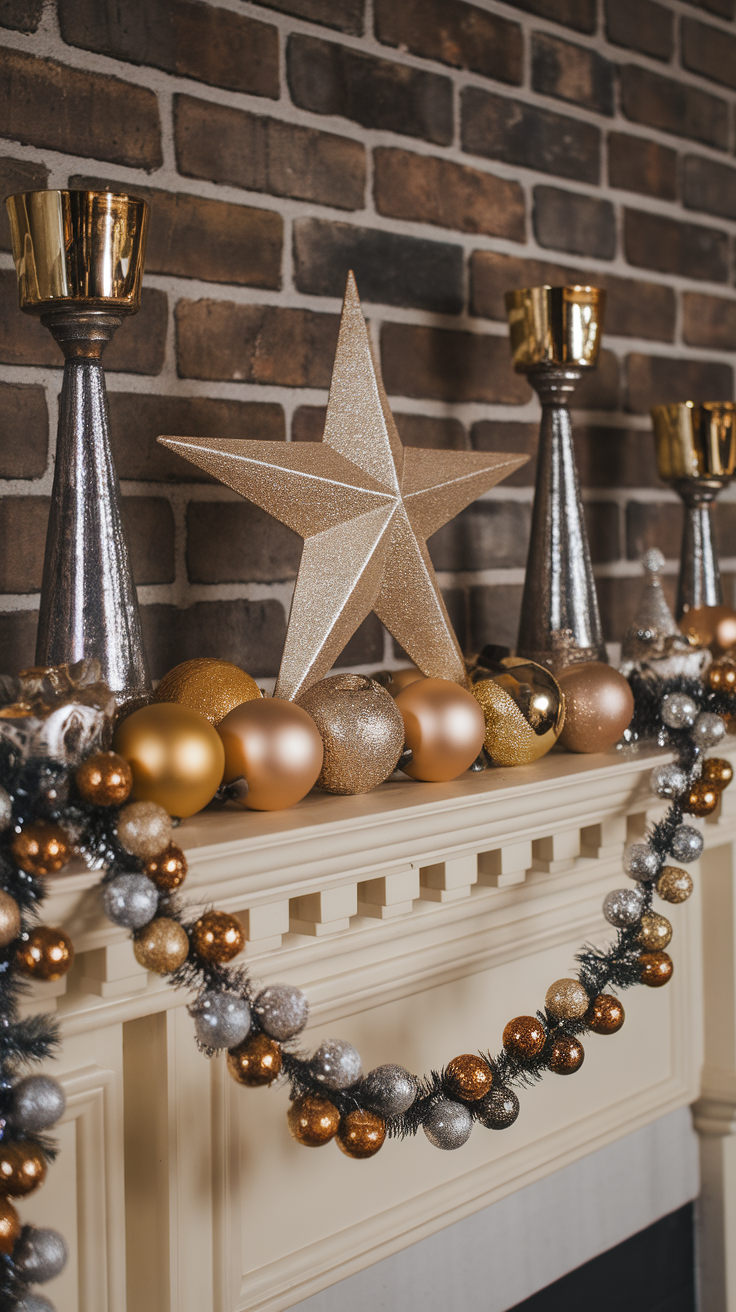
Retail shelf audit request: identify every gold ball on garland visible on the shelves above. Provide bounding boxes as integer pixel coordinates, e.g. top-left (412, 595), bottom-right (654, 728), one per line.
top-left (143, 842), bottom-right (188, 892)
top-left (11, 822), bottom-right (71, 876)
top-left (133, 918), bottom-right (190, 974)
top-left (114, 703), bottom-right (225, 819)
top-left (639, 950), bottom-right (674, 987)
top-left (336, 1108), bottom-right (386, 1159)
top-left (502, 1016), bottom-right (546, 1060)
top-left (153, 657), bottom-right (261, 726)
top-left (679, 604), bottom-right (736, 656)
top-left (586, 994), bottom-right (625, 1035)
top-left (686, 780), bottom-right (720, 817)
top-left (706, 659), bottom-right (736, 694)
top-left (287, 1093), bottom-right (340, 1147)
top-left (445, 1054), bottom-right (493, 1102)
top-left (191, 910), bottom-right (244, 963)
top-left (545, 978), bottom-right (589, 1020)
top-left (637, 912), bottom-right (673, 952)
top-left (556, 662), bottom-right (635, 754)
top-left (16, 926), bottom-right (74, 981)
top-left (296, 674), bottom-right (404, 795)
top-left (395, 678), bottom-right (486, 782)
top-left (549, 1035), bottom-right (585, 1075)
top-left (472, 659), bottom-right (564, 766)
top-left (217, 697), bottom-right (323, 811)
top-left (702, 758), bottom-right (734, 791)
top-left (0, 891), bottom-right (20, 947)
top-left (117, 801), bottom-right (172, 859)
top-left (227, 1033), bottom-right (282, 1087)
top-left (656, 866), bottom-right (693, 904)
top-left (75, 751), bottom-right (132, 807)
top-left (0, 1141), bottom-right (47, 1197)
top-left (0, 1197), bottom-right (20, 1254)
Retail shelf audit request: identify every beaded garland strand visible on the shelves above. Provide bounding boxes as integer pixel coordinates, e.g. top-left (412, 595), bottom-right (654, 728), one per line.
top-left (0, 663), bottom-right (734, 1307)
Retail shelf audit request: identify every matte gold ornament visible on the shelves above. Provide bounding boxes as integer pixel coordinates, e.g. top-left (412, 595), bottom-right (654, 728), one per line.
top-left (637, 912), bottom-right (673, 951)
top-left (191, 910), bottom-right (244, 963)
top-left (556, 662), bottom-right (635, 753)
top-left (336, 1108), bottom-right (386, 1158)
top-left (656, 866), bottom-right (693, 904)
top-left (685, 780), bottom-right (719, 817)
top-left (545, 978), bottom-right (589, 1020)
top-left (707, 659), bottom-right (736, 693)
top-left (702, 758), bottom-right (734, 790)
top-left (502, 1016), bottom-right (546, 1060)
top-left (153, 657), bottom-right (261, 725)
top-left (218, 698), bottom-right (323, 810)
top-left (396, 678), bottom-right (486, 782)
top-left (227, 1033), bottom-right (283, 1087)
top-left (296, 674), bottom-right (404, 794)
top-left (143, 842), bottom-right (188, 891)
top-left (114, 703), bottom-right (225, 819)
top-left (639, 950), bottom-right (673, 987)
top-left (75, 750), bottom-right (132, 807)
top-left (445, 1054), bottom-right (493, 1102)
top-left (586, 994), bottom-right (625, 1035)
top-left (133, 918), bottom-right (190, 973)
top-left (0, 1197), bottom-right (20, 1254)
top-left (159, 274), bottom-right (525, 701)
top-left (16, 926), bottom-right (73, 981)
top-left (287, 1093), bottom-right (340, 1147)
top-left (11, 822), bottom-right (71, 875)
top-left (549, 1035), bottom-right (585, 1075)
top-left (0, 891), bottom-right (20, 947)
top-left (472, 660), bottom-right (564, 766)
top-left (0, 1142), bottom-right (46, 1197)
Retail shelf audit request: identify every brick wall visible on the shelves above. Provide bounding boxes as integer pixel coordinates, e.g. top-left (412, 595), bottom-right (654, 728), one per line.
top-left (0, 0), bottom-right (735, 682)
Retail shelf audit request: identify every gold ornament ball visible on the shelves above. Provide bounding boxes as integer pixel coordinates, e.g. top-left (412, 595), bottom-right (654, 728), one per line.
top-left (227, 1033), bottom-right (283, 1087)
top-left (385, 667), bottom-right (426, 697)
top-left (473, 659), bottom-right (564, 766)
top-left (287, 1093), bottom-right (340, 1147)
top-left (686, 781), bottom-right (720, 817)
top-left (11, 822), bottom-right (71, 876)
top-left (0, 1197), bottom-right (20, 1254)
top-left (191, 910), bottom-right (244, 963)
top-left (656, 866), bottom-right (693, 904)
top-left (502, 1016), bottom-right (546, 1060)
top-left (75, 751), bottom-right (132, 807)
top-left (0, 1142), bottom-right (46, 1197)
top-left (679, 604), bottom-right (736, 655)
top-left (396, 678), bottom-right (486, 782)
top-left (153, 657), bottom-right (261, 726)
top-left (217, 697), bottom-right (323, 811)
top-left (133, 918), bottom-right (190, 974)
top-left (336, 1109), bottom-right (386, 1159)
top-left (117, 801), bottom-right (172, 860)
top-left (0, 891), bottom-right (20, 947)
top-left (549, 1035), bottom-right (585, 1075)
top-left (296, 674), bottom-right (404, 795)
top-left (639, 950), bottom-right (674, 987)
top-left (587, 994), bottom-right (625, 1035)
top-left (445, 1054), bottom-right (493, 1102)
top-left (702, 758), bottom-right (734, 791)
top-left (143, 842), bottom-right (188, 892)
top-left (707, 659), bottom-right (736, 693)
top-left (637, 912), bottom-right (673, 952)
top-left (556, 662), bottom-right (635, 754)
top-left (114, 703), bottom-right (225, 819)
top-left (16, 926), bottom-right (74, 981)
top-left (545, 978), bottom-right (589, 1021)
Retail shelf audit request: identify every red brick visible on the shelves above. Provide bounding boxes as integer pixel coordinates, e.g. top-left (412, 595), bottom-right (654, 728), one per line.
top-left (533, 186), bottom-right (616, 259)
top-left (394, 415), bottom-right (468, 450)
top-left (619, 64), bottom-right (728, 149)
top-left (0, 0), bottom-right (42, 30)
top-left (140, 600), bottom-right (287, 680)
top-left (0, 383), bottom-right (47, 479)
top-left (255, 0), bottom-right (363, 34)
top-left (429, 503), bottom-right (530, 571)
top-left (626, 502), bottom-right (681, 561)
top-left (625, 209), bottom-right (728, 282)
top-left (532, 33), bottom-right (614, 115)
top-left (373, 148), bottom-right (524, 241)
top-left (174, 95), bottom-right (365, 212)
top-left (683, 156), bottom-right (736, 221)
top-left (0, 498), bottom-right (47, 592)
top-left (0, 611), bottom-right (38, 676)
top-left (604, 0), bottom-right (673, 60)
top-left (470, 421), bottom-right (537, 487)
top-left (176, 300), bottom-right (340, 388)
top-left (574, 425), bottom-right (660, 489)
top-left (374, 0), bottom-right (523, 84)
top-left (462, 88), bottom-right (600, 184)
top-left (502, 0), bottom-right (596, 32)
top-left (682, 293), bottom-right (736, 350)
top-left (573, 350), bottom-right (620, 411)
top-left (110, 394), bottom-right (285, 482)
top-left (0, 156), bottom-right (49, 250)
top-left (682, 17), bottom-right (736, 89)
top-left (607, 133), bottom-right (678, 201)
top-left (627, 354), bottom-right (733, 413)
top-left (120, 498), bottom-right (175, 585)
top-left (186, 502), bottom-right (301, 584)
top-left (0, 48), bottom-right (162, 170)
top-left (380, 323), bottom-right (530, 405)
top-left (468, 584), bottom-right (523, 652)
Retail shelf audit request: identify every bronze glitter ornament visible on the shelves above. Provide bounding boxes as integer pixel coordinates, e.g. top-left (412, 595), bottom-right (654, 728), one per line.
top-left (637, 913), bottom-right (673, 951)
top-left (0, 891), bottom-right (20, 947)
top-left (545, 978), bottom-right (589, 1020)
top-left (191, 911), bottom-right (244, 964)
top-left (702, 758), bottom-right (734, 791)
top-left (11, 822), bottom-right (71, 875)
top-left (549, 1035), bottom-right (585, 1075)
top-left (287, 1094), bottom-right (340, 1147)
top-left (639, 950), bottom-right (674, 987)
top-left (685, 780), bottom-right (720, 817)
top-left (296, 674), bottom-right (404, 795)
top-left (706, 659), bottom-right (736, 693)
top-left (16, 926), bottom-right (74, 981)
top-left (0, 1197), bottom-right (20, 1254)
top-left (227, 1033), bottom-right (283, 1087)
top-left (656, 866), bottom-right (693, 904)
top-left (556, 662), bottom-right (635, 754)
top-left (586, 994), bottom-right (625, 1035)
top-left (154, 657), bottom-right (261, 725)
top-left (75, 751), bottom-right (132, 807)
top-left (117, 801), bottom-right (172, 860)
top-left (445, 1054), bottom-right (493, 1102)
top-left (336, 1109), bottom-right (386, 1159)
top-left (503, 1016), bottom-right (546, 1060)
top-left (472, 659), bottom-right (564, 766)
top-left (0, 1141), bottom-right (47, 1197)
top-left (133, 918), bottom-right (190, 973)
top-left (143, 842), bottom-right (188, 892)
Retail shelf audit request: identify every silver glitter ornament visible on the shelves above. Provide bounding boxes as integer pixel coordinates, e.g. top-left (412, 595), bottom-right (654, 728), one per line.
top-left (0, 786), bottom-right (11, 832)
top-left (670, 824), bottom-right (704, 863)
top-left (191, 991), bottom-right (251, 1049)
top-left (16, 1298), bottom-right (56, 1312)
top-left (693, 712), bottom-right (726, 749)
top-left (102, 873), bottom-right (158, 929)
top-left (660, 692), bottom-right (698, 729)
top-left (254, 984), bottom-right (309, 1041)
top-left (423, 1097), bottom-right (473, 1149)
top-left (311, 1039), bottom-right (363, 1090)
top-left (10, 1075), bottom-right (66, 1132)
top-left (603, 887), bottom-right (646, 927)
top-left (360, 1064), bottom-right (418, 1117)
top-left (476, 1086), bottom-right (520, 1130)
top-left (13, 1228), bottom-right (68, 1283)
top-left (624, 842), bottom-right (662, 882)
top-left (650, 763), bottom-right (688, 799)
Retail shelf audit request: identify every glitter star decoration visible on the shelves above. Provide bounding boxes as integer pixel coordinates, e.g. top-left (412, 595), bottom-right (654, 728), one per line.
top-left (159, 273), bottom-right (527, 701)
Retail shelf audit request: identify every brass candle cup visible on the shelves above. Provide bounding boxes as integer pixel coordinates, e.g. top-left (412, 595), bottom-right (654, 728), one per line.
top-left (506, 284), bottom-right (604, 372)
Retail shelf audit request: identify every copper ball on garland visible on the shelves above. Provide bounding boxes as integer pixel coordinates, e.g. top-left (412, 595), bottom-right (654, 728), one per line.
top-left (153, 657), bottom-right (261, 726)
top-left (0, 1197), bottom-right (20, 1254)
top-left (287, 1094), bottom-right (340, 1147)
top-left (586, 994), bottom-right (625, 1035)
top-left (217, 697), bottom-right (324, 811)
top-left (637, 912), bottom-right (673, 951)
top-left (555, 662), bottom-right (635, 754)
top-left (143, 842), bottom-right (188, 892)
top-left (445, 1054), bottom-right (493, 1102)
top-left (227, 1033), bottom-right (282, 1087)
top-left (656, 866), bottom-right (693, 905)
top-left (75, 751), bottom-right (132, 807)
top-left (16, 926), bottom-right (74, 981)
top-left (0, 891), bottom-right (20, 947)
top-left (503, 1016), bottom-right (546, 1060)
top-left (114, 703), bottom-right (225, 819)
top-left (702, 758), bottom-right (734, 791)
top-left (549, 1035), bottom-right (585, 1075)
top-left (685, 780), bottom-right (720, 817)
top-left (117, 801), bottom-right (173, 860)
top-left (706, 659), bottom-right (736, 694)
top-left (336, 1108), bottom-right (386, 1159)
top-left (395, 678), bottom-right (486, 782)
top-left (133, 918), bottom-right (190, 974)
top-left (639, 950), bottom-right (674, 987)
top-left (296, 674), bottom-right (404, 795)
top-left (191, 910), bottom-right (244, 963)
top-left (0, 1141), bottom-right (47, 1197)
top-left (11, 822), bottom-right (71, 876)
top-left (472, 659), bottom-right (564, 766)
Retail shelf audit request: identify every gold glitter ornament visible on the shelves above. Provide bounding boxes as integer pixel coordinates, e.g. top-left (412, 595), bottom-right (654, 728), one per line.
top-left (503, 1016), bottom-right (546, 1060)
top-left (640, 950), bottom-right (674, 987)
top-left (143, 842), bottom-right (188, 891)
top-left (656, 866), bottom-right (693, 904)
top-left (702, 758), bottom-right (733, 791)
top-left (153, 657), bottom-right (261, 725)
top-left (227, 1033), bottom-right (283, 1087)
top-left (336, 1109), bottom-right (386, 1158)
top-left (11, 822), bottom-right (71, 875)
top-left (287, 1094), bottom-right (340, 1147)
top-left (191, 910), bottom-right (244, 963)
top-left (0, 891), bottom-right (20, 947)
top-left (587, 994), bottom-right (625, 1035)
top-left (549, 1035), bottom-right (585, 1074)
top-left (117, 801), bottom-right (172, 859)
top-left (133, 918), bottom-right (190, 973)
top-left (75, 751), bottom-right (132, 806)
top-left (0, 1142), bottom-right (46, 1197)
top-left (685, 780), bottom-right (719, 817)
top-left (472, 659), bottom-right (564, 766)
top-left (296, 674), bottom-right (404, 794)
top-left (159, 273), bottom-right (526, 701)
top-left (545, 978), bottom-right (589, 1020)
top-left (445, 1054), bottom-right (493, 1101)
top-left (16, 926), bottom-right (74, 981)
top-left (114, 703), bottom-right (225, 818)
top-left (637, 912), bottom-right (673, 951)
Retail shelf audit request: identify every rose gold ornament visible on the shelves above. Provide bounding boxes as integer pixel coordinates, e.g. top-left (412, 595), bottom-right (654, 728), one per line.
top-left (556, 662), bottom-right (634, 753)
top-left (287, 1094), bottom-right (340, 1147)
top-left (336, 1109), bottom-right (386, 1158)
top-left (296, 674), bottom-right (404, 795)
top-left (707, 659), bottom-right (736, 693)
top-left (702, 758), bottom-right (733, 790)
top-left (445, 1054), bottom-right (493, 1101)
top-left (586, 994), bottom-right (624, 1035)
top-left (143, 842), bottom-right (188, 892)
top-left (549, 1035), bottom-right (585, 1074)
top-left (545, 978), bottom-right (589, 1020)
top-left (153, 657), bottom-right (261, 725)
top-left (75, 751), bottom-right (132, 806)
top-left (227, 1033), bottom-right (283, 1087)
top-left (116, 801), bottom-right (172, 859)
top-left (114, 702), bottom-right (225, 818)
top-left (11, 822), bottom-right (71, 875)
top-left (656, 866), bottom-right (693, 904)
top-left (191, 910), bottom-right (244, 963)
top-left (639, 950), bottom-right (673, 987)
top-left (0, 1142), bottom-right (46, 1197)
top-left (217, 697), bottom-right (323, 811)
top-left (0, 891), bottom-right (20, 947)
top-left (0, 1198), bottom-right (20, 1254)
top-left (637, 912), bottom-right (673, 951)
top-left (502, 1016), bottom-right (546, 1060)
top-left (395, 678), bottom-right (486, 782)
top-left (685, 781), bottom-right (719, 817)
top-left (133, 918), bottom-right (189, 973)
top-left (16, 926), bottom-right (74, 981)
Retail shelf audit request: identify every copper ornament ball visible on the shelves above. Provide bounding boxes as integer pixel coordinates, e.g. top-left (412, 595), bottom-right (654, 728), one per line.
top-left (133, 917), bottom-right (190, 974)
top-left (679, 604), bottom-right (736, 656)
top-left (686, 781), bottom-right (720, 817)
top-left (153, 657), bottom-right (261, 726)
top-left (395, 678), bottom-right (486, 782)
top-left (706, 659), bottom-right (736, 694)
top-left (143, 842), bottom-right (188, 892)
top-left (0, 1197), bottom-right (20, 1254)
top-left (336, 1108), bottom-right (386, 1159)
top-left (656, 866), bottom-right (693, 904)
top-left (287, 1093), bottom-right (340, 1147)
top-left (549, 1035), bottom-right (585, 1075)
top-left (0, 1141), bottom-right (47, 1197)
top-left (114, 702), bottom-right (225, 819)
top-left (639, 950), bottom-right (674, 987)
top-left (75, 751), bottom-right (132, 807)
top-left (17, 925), bottom-right (74, 981)
top-left (217, 697), bottom-right (323, 811)
top-left (11, 821), bottom-right (71, 876)
top-left (445, 1054), bottom-right (493, 1102)
top-left (296, 674), bottom-right (404, 795)
top-left (227, 1033), bottom-right (283, 1087)
top-left (502, 1016), bottom-right (546, 1060)
top-left (702, 758), bottom-right (734, 791)
top-left (586, 994), bottom-right (625, 1035)
top-left (0, 891), bottom-right (20, 947)
top-left (472, 659), bottom-right (564, 767)
top-left (191, 910), bottom-right (244, 964)
top-left (556, 662), bottom-right (634, 754)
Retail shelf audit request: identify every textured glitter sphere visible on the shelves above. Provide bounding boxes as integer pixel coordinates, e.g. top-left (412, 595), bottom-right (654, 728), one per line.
top-left (296, 674), bottom-right (404, 794)
top-left (0, 1198), bottom-right (20, 1255)
top-left (227, 1033), bottom-right (282, 1086)
top-left (360, 1064), bottom-right (418, 1117)
top-left (143, 842), bottom-right (188, 892)
top-left (549, 1035), bottom-right (585, 1074)
top-left (287, 1094), bottom-right (340, 1147)
top-left (657, 866), bottom-right (693, 904)
top-left (650, 763), bottom-right (688, 800)
top-left (17, 926), bottom-right (73, 981)
top-left (640, 950), bottom-right (674, 987)
top-left (0, 1142), bottom-right (46, 1197)
top-left (556, 662), bottom-right (634, 753)
top-left (545, 978), bottom-right (589, 1020)
top-left (423, 1098), bottom-right (473, 1150)
top-left (103, 874), bottom-right (158, 930)
top-left (503, 1016), bottom-right (546, 1060)
top-left (670, 825), bottom-right (704, 863)
top-left (11, 822), bottom-right (71, 876)
top-left (218, 697), bottom-right (323, 810)
top-left (603, 886), bottom-right (645, 927)
top-left (445, 1054), bottom-right (493, 1101)
top-left (192, 991), bottom-right (251, 1049)
top-left (624, 842), bottom-right (662, 882)
top-left (637, 912), bottom-right (673, 951)
top-left (10, 1076), bottom-right (65, 1132)
top-left (191, 910), bottom-right (244, 963)
top-left (475, 1085), bottom-right (520, 1130)
top-left (114, 702), bottom-right (225, 818)
top-left (693, 712), bottom-right (727, 749)
top-left (133, 918), bottom-right (189, 973)
top-left (14, 1226), bottom-right (68, 1283)
top-left (153, 657), bottom-right (261, 725)
top-left (660, 691), bottom-right (698, 730)
top-left (586, 994), bottom-right (625, 1035)
top-left (686, 781), bottom-right (719, 817)
top-left (472, 660), bottom-right (564, 766)
top-left (117, 801), bottom-right (172, 859)
top-left (707, 659), bottom-right (736, 693)
top-left (0, 786), bottom-right (10, 832)
top-left (16, 1298), bottom-right (55, 1312)
top-left (702, 758), bottom-right (734, 791)
top-left (0, 891), bottom-right (20, 947)
top-left (253, 984), bottom-right (309, 1041)
top-left (396, 678), bottom-right (486, 782)
top-left (311, 1039), bottom-right (363, 1090)
top-left (75, 751), bottom-right (132, 806)
top-left (336, 1109), bottom-right (386, 1158)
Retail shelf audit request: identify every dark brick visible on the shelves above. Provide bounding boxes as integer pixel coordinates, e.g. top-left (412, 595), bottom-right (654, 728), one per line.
top-left (607, 134), bottom-right (678, 201)
top-left (0, 498), bottom-right (47, 592)
top-left (627, 354), bottom-right (733, 413)
top-left (186, 502), bottom-right (301, 584)
top-left (604, 0), bottom-right (673, 60)
top-left (468, 584), bottom-right (523, 652)
top-left (394, 415), bottom-right (467, 450)
top-left (532, 33), bottom-right (614, 115)
top-left (0, 0), bottom-right (42, 30)
top-left (501, 0), bottom-right (595, 33)
top-left (682, 17), bottom-right (736, 89)
top-left (682, 0), bottom-right (734, 16)
top-left (380, 323), bottom-right (530, 405)
top-left (585, 501), bottom-right (621, 563)
top-left (429, 503), bottom-right (530, 571)
top-left (0, 48), bottom-right (162, 170)
top-left (533, 186), bottom-right (616, 259)
top-left (253, 0), bottom-right (363, 34)
top-left (335, 613), bottom-right (385, 668)
top-left (58, 0), bottom-right (279, 99)
top-left (625, 210), bottom-right (728, 282)
top-left (292, 406), bottom-right (326, 443)
top-left (573, 350), bottom-right (620, 411)
top-left (176, 301), bottom-right (340, 388)
top-left (718, 505), bottom-right (736, 557)
top-left (140, 600), bottom-right (287, 680)
top-left (470, 421), bottom-right (537, 487)
top-left (0, 157), bottom-right (49, 250)
top-left (683, 156), bottom-right (736, 221)
top-left (287, 34), bottom-right (453, 146)
top-left (373, 148), bottom-right (525, 241)
top-left (293, 218), bottom-right (463, 314)
top-left (0, 383), bottom-right (47, 479)
top-left (121, 498), bottom-right (175, 585)
top-left (462, 88), bottom-right (600, 184)
top-left (110, 394), bottom-right (285, 482)
top-left (374, 0), bottom-right (523, 84)
top-left (0, 611), bottom-right (38, 676)
top-left (619, 65), bottom-right (728, 150)
top-left (626, 502), bottom-right (681, 561)
top-left (174, 95), bottom-right (365, 212)
top-left (574, 425), bottom-right (660, 489)
top-left (683, 293), bottom-right (736, 350)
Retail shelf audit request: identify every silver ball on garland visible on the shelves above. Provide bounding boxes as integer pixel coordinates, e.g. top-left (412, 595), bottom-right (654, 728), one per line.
top-left (660, 692), bottom-right (698, 730)
top-left (603, 887), bottom-right (645, 927)
top-left (692, 712), bottom-right (727, 750)
top-left (423, 1098), bottom-right (473, 1150)
top-left (670, 825), bottom-right (704, 864)
top-left (0, 785), bottom-right (11, 832)
top-left (102, 874), bottom-right (158, 929)
top-left (650, 763), bottom-right (688, 800)
top-left (311, 1039), bottom-right (363, 1090)
top-left (10, 1076), bottom-right (66, 1132)
top-left (13, 1227), bottom-right (68, 1283)
top-left (360, 1064), bottom-right (419, 1117)
top-left (253, 984), bottom-right (309, 1041)
top-left (16, 1297), bottom-right (56, 1312)
top-left (624, 842), bottom-right (662, 882)
top-left (191, 991), bottom-right (251, 1049)
top-left (476, 1085), bottom-right (520, 1130)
